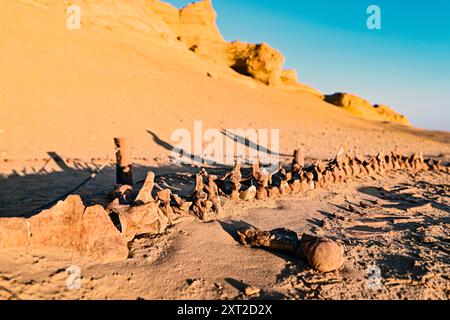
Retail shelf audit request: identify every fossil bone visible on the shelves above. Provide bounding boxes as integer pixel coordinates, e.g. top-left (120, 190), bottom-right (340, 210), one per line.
top-left (237, 226), bottom-right (344, 273)
top-left (292, 148), bottom-right (305, 173)
top-left (240, 185), bottom-right (257, 201)
top-left (135, 171), bottom-right (155, 204)
top-left (252, 160), bottom-right (269, 200)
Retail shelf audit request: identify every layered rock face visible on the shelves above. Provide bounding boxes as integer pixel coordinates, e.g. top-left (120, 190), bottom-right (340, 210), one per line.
top-left (325, 93), bottom-right (410, 125)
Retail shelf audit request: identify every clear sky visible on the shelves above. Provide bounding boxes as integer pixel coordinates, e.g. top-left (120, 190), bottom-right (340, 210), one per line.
top-left (167, 0), bottom-right (450, 131)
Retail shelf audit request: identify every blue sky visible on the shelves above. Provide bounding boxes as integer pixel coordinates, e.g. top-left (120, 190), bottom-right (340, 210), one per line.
top-left (167, 0), bottom-right (450, 131)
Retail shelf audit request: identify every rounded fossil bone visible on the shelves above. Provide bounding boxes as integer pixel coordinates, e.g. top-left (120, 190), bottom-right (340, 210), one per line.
top-left (237, 226), bottom-right (344, 273)
top-left (297, 234), bottom-right (345, 273)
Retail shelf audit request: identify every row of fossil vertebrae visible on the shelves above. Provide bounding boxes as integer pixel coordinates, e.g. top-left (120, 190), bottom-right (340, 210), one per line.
top-left (108, 148), bottom-right (448, 223)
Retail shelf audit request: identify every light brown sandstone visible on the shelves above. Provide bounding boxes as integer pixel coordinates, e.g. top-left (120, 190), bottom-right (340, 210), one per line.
top-left (0, 195), bottom-right (129, 263)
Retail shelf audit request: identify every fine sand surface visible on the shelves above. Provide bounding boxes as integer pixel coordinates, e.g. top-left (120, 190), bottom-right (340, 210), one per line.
top-left (1, 169), bottom-right (449, 300)
top-left (0, 0), bottom-right (449, 300)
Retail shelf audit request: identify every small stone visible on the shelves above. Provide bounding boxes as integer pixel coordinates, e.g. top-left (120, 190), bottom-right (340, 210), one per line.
top-left (206, 72), bottom-right (218, 79)
top-left (244, 286), bottom-right (260, 296)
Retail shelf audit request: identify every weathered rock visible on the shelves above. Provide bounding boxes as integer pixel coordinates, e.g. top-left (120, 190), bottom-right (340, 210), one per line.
top-left (373, 104), bottom-right (410, 126)
top-left (148, 0), bottom-right (180, 25)
top-left (29, 195), bottom-right (86, 250)
top-left (119, 202), bottom-right (169, 242)
top-left (280, 68), bottom-right (298, 85)
top-left (152, 0), bottom-right (227, 61)
top-left (80, 205), bottom-right (129, 262)
top-left (153, 0), bottom-right (291, 86)
top-left (178, 0), bottom-right (225, 47)
top-left (325, 92), bottom-right (373, 109)
top-left (227, 41), bottom-right (284, 85)
top-left (0, 218), bottom-right (29, 248)
top-left (149, 0), bottom-right (324, 92)
top-left (325, 92), bottom-right (410, 125)
top-left (0, 195), bottom-right (129, 263)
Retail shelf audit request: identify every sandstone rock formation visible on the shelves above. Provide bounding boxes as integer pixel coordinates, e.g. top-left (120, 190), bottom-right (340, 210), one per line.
top-left (280, 68), bottom-right (299, 86)
top-left (325, 92), bottom-right (373, 109)
top-left (178, 0), bottom-right (226, 54)
top-left (373, 104), bottom-right (411, 126)
top-left (0, 218), bottom-right (29, 249)
top-left (151, 0), bottom-right (292, 86)
top-left (226, 42), bottom-right (285, 85)
top-left (149, 0), bottom-right (227, 61)
top-left (23, 0), bottom-right (410, 125)
top-left (118, 202), bottom-right (169, 242)
top-left (325, 92), bottom-right (410, 125)
top-left (0, 195), bottom-right (129, 263)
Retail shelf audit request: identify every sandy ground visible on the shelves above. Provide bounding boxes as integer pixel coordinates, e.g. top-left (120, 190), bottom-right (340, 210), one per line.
top-left (0, 169), bottom-right (449, 300)
top-left (0, 0), bottom-right (449, 300)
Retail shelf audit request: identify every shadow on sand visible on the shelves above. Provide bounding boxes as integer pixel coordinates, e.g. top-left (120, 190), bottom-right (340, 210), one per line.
top-left (0, 150), bottom-right (235, 218)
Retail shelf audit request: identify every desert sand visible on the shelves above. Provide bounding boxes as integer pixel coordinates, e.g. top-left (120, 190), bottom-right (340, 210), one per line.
top-left (0, 0), bottom-right (449, 300)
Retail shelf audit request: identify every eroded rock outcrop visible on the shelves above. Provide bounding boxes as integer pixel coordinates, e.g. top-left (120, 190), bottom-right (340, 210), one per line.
top-left (24, 0), bottom-right (410, 124)
top-left (150, 0), bottom-right (227, 61)
top-left (325, 92), bottom-right (410, 125)
top-left (152, 0), bottom-right (292, 86)
top-left (325, 92), bottom-right (373, 109)
top-left (280, 68), bottom-right (299, 86)
top-left (118, 202), bottom-right (169, 242)
top-left (0, 218), bottom-right (29, 249)
top-left (373, 104), bottom-right (411, 126)
top-left (0, 195), bottom-right (129, 263)
top-left (226, 42), bottom-right (285, 85)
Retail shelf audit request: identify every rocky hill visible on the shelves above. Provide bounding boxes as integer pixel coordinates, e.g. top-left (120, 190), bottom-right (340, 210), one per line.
top-left (2, 0), bottom-right (442, 167)
top-left (153, 0), bottom-right (410, 124)
top-left (22, 0), bottom-right (408, 124)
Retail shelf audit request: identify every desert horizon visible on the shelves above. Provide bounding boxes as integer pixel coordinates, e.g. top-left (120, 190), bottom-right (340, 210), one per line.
top-left (0, 0), bottom-right (449, 305)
